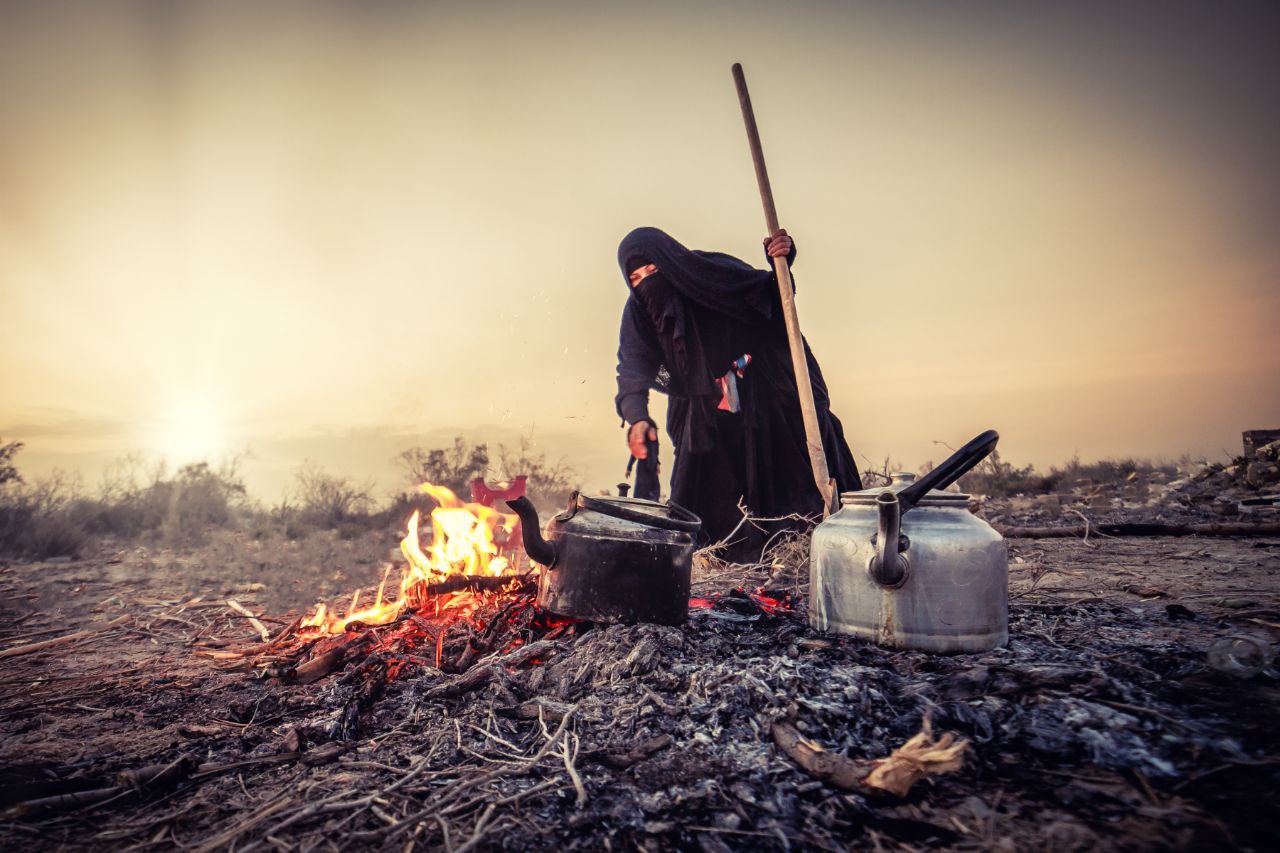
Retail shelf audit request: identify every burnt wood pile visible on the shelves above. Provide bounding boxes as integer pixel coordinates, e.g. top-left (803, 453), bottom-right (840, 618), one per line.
top-left (1, 535), bottom-right (1278, 850)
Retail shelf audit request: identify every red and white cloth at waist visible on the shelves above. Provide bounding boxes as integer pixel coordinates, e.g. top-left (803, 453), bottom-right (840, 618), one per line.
top-left (716, 354), bottom-right (752, 413)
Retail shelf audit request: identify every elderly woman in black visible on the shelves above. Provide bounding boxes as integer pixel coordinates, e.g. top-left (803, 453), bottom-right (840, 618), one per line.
top-left (614, 226), bottom-right (861, 559)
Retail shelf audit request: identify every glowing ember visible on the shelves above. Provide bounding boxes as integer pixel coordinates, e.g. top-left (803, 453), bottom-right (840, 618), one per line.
top-left (300, 482), bottom-right (521, 634)
top-left (689, 588), bottom-right (794, 617)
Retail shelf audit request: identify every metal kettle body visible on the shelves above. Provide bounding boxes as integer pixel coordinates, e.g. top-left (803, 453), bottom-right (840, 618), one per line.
top-left (810, 431), bottom-right (1008, 653)
top-left (506, 493), bottom-right (700, 625)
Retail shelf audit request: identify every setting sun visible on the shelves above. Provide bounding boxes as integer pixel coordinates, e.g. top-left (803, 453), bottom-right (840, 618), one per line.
top-left (152, 396), bottom-right (226, 466)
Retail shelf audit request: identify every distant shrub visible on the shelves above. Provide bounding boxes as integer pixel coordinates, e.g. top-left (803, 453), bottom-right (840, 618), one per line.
top-left (0, 449), bottom-right (89, 559)
top-left (858, 455), bottom-right (905, 489)
top-left (0, 438), bottom-right (22, 487)
top-left (284, 516), bottom-right (316, 541)
top-left (397, 438), bottom-right (489, 497)
top-left (291, 461), bottom-right (375, 528)
top-left (495, 435), bottom-right (578, 512)
top-left (394, 433), bottom-right (579, 514)
top-left (336, 520), bottom-right (369, 541)
top-left (949, 452), bottom-right (1180, 498)
top-left (24, 512), bottom-right (87, 559)
top-left (1050, 455), bottom-right (1178, 487)
top-left (0, 447), bottom-right (256, 556)
top-left (376, 491), bottom-right (436, 529)
top-left (85, 459), bottom-right (249, 544)
top-left (955, 450), bottom-right (1061, 498)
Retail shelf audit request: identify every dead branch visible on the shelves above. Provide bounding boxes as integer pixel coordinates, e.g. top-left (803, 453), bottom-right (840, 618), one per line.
top-left (496, 697), bottom-right (575, 724)
top-left (420, 639), bottom-right (562, 701)
top-left (771, 721), bottom-right (869, 789)
top-left (10, 786), bottom-right (126, 819)
top-left (423, 573), bottom-right (536, 597)
top-left (583, 734), bottom-right (673, 770)
top-left (0, 614), bottom-right (131, 660)
top-left (226, 599), bottom-right (271, 642)
top-left (772, 719), bottom-right (969, 797)
top-left (999, 521), bottom-right (1280, 538)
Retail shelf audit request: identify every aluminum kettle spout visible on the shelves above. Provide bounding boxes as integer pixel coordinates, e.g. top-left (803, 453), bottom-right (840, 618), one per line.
top-left (505, 497), bottom-right (558, 568)
top-left (870, 491), bottom-right (908, 586)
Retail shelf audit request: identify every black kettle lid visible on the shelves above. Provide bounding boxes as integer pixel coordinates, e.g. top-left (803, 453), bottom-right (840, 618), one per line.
top-left (563, 492), bottom-right (702, 533)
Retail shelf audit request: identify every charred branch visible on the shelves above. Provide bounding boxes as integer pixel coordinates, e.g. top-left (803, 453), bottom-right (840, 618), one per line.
top-left (999, 521), bottom-right (1280, 538)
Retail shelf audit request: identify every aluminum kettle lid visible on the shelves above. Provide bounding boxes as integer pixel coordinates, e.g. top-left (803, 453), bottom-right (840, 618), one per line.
top-left (840, 472), bottom-right (970, 507)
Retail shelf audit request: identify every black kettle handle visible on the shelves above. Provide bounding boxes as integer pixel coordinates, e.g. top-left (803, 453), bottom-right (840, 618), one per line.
top-left (896, 430), bottom-right (999, 514)
top-left (577, 492), bottom-right (702, 533)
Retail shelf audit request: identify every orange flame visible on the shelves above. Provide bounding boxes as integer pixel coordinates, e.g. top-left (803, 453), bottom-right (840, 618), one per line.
top-left (300, 482), bottom-right (520, 634)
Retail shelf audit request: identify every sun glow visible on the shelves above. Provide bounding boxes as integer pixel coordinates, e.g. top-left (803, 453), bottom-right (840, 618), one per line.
top-left (154, 396), bottom-right (227, 466)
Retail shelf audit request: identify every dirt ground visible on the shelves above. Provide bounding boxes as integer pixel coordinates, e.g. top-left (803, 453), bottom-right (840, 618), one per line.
top-left (1, 525), bottom-right (1278, 851)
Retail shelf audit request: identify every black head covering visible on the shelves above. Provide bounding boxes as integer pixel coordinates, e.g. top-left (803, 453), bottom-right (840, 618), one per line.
top-left (616, 227), bottom-right (776, 322)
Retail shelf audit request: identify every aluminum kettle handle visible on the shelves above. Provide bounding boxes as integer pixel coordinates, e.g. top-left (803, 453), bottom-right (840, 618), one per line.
top-left (869, 429), bottom-right (999, 587)
top-left (896, 429), bottom-right (999, 514)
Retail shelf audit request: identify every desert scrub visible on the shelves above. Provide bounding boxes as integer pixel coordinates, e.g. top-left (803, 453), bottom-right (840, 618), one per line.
top-left (289, 461), bottom-right (376, 529)
top-left (0, 444), bottom-right (253, 557)
top-left (0, 440), bottom-right (88, 558)
top-left (396, 433), bottom-right (580, 515)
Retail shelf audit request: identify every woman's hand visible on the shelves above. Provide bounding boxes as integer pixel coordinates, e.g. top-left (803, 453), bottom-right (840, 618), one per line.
top-left (763, 229), bottom-right (793, 258)
top-left (628, 421), bottom-right (658, 459)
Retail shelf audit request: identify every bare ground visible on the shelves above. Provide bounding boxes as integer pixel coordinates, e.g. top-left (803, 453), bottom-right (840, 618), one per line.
top-left (1, 526), bottom-right (1278, 851)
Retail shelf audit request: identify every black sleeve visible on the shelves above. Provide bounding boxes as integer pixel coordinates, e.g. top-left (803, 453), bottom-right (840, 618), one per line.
top-left (615, 300), bottom-right (662, 425)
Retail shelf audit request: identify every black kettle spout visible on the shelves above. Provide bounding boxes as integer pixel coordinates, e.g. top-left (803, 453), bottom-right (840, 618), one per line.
top-left (505, 497), bottom-right (558, 568)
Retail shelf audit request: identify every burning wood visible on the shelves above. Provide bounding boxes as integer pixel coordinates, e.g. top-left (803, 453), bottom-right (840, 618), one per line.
top-left (298, 483), bottom-right (524, 635)
top-left (172, 482), bottom-right (582, 761)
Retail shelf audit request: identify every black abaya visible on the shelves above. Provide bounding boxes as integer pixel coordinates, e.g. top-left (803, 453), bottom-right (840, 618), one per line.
top-left (614, 228), bottom-right (860, 559)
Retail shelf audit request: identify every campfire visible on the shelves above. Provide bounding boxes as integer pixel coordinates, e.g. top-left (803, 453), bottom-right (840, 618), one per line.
top-left (298, 483), bottom-right (524, 636)
top-left (209, 485), bottom-right (804, 702)
top-left (215, 482), bottom-right (587, 695)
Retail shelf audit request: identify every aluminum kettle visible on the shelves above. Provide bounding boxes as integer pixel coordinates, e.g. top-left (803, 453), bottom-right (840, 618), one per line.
top-left (810, 430), bottom-right (1007, 653)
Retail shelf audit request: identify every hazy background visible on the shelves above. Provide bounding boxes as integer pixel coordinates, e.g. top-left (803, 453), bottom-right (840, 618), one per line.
top-left (2, 0), bottom-right (1278, 501)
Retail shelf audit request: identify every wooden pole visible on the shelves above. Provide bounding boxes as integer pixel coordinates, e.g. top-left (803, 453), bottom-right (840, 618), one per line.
top-left (731, 63), bottom-right (837, 513)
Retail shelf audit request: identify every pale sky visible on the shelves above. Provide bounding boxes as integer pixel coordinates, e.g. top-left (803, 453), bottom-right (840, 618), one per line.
top-left (2, 0), bottom-right (1278, 500)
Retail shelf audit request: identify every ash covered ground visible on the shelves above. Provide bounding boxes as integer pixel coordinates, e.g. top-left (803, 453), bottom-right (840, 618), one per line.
top-left (2, 514), bottom-right (1278, 852)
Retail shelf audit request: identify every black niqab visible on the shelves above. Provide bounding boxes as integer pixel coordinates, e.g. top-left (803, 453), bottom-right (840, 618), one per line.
top-left (617, 227), bottom-right (777, 322)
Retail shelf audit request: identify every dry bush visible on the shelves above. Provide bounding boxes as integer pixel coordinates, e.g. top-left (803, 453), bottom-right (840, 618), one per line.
top-left (0, 437), bottom-right (93, 558)
top-left (396, 438), bottom-right (489, 497)
top-left (858, 454), bottom-right (904, 489)
top-left (495, 434), bottom-right (578, 512)
top-left (0, 445), bottom-right (256, 557)
top-left (951, 452), bottom-right (1181, 498)
top-left (0, 459), bottom-right (89, 559)
top-left (289, 461), bottom-right (376, 529)
top-left (0, 437), bottom-right (21, 487)
top-left (393, 434), bottom-right (580, 515)
top-left (88, 458), bottom-right (250, 544)
top-left (954, 450), bottom-right (1059, 497)
top-left (1050, 454), bottom-right (1179, 487)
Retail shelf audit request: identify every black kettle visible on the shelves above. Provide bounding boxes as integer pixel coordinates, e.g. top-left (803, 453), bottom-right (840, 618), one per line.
top-left (506, 492), bottom-right (701, 625)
